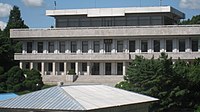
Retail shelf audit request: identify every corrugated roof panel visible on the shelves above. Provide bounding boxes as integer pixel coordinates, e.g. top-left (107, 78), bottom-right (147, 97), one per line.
top-left (0, 87), bottom-right (85, 110)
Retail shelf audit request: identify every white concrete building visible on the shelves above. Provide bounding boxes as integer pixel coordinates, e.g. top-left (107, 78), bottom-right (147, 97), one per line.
top-left (11, 6), bottom-right (200, 84)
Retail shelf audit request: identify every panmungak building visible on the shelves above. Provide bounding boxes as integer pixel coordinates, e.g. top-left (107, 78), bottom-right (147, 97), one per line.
top-left (11, 6), bottom-right (200, 84)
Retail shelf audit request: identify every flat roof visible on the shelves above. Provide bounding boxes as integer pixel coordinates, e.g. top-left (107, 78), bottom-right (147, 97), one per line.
top-left (0, 85), bottom-right (158, 111)
top-left (46, 6), bottom-right (185, 19)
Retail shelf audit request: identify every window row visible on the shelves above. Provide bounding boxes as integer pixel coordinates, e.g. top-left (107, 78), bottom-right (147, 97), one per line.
top-left (26, 39), bottom-right (199, 54)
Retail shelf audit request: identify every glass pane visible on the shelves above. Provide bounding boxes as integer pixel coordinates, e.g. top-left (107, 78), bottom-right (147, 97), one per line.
top-left (129, 40), bottom-right (135, 52)
top-left (166, 40), bottom-right (172, 52)
top-left (179, 39), bottom-right (185, 52)
top-left (141, 40), bottom-right (148, 52)
top-left (38, 42), bottom-right (43, 53)
top-left (192, 40), bottom-right (198, 52)
top-left (117, 41), bottom-right (123, 52)
top-left (154, 40), bottom-right (160, 52)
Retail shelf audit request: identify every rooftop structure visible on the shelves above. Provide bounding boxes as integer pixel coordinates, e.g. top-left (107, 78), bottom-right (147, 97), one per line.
top-left (0, 85), bottom-right (158, 112)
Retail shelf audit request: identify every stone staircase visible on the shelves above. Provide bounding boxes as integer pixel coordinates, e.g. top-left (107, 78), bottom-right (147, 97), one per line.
top-left (73, 75), bottom-right (124, 87)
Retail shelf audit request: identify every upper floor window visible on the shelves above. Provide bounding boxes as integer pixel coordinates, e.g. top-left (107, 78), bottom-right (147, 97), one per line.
top-left (82, 41), bottom-right (88, 53)
top-left (48, 42), bottom-right (54, 53)
top-left (27, 42), bottom-right (32, 53)
top-left (38, 42), bottom-right (43, 53)
top-left (94, 41), bottom-right (100, 53)
top-left (104, 39), bottom-right (112, 53)
top-left (192, 40), bottom-right (198, 52)
top-left (129, 40), bottom-right (135, 52)
top-left (59, 41), bottom-right (65, 53)
top-left (179, 39), bottom-right (185, 52)
top-left (141, 40), bottom-right (148, 52)
top-left (71, 41), bottom-right (77, 53)
top-left (117, 40), bottom-right (123, 52)
top-left (166, 40), bottom-right (173, 52)
top-left (154, 40), bottom-right (160, 52)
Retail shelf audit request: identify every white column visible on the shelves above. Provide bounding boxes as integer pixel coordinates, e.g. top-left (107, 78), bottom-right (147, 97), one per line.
top-left (77, 41), bottom-right (81, 54)
top-left (88, 40), bottom-right (93, 53)
top-left (53, 62), bottom-right (56, 75)
top-left (66, 41), bottom-right (70, 53)
top-left (64, 62), bottom-right (67, 75)
top-left (19, 62), bottom-right (23, 69)
top-left (23, 41), bottom-right (27, 54)
top-left (185, 38), bottom-right (191, 52)
top-left (87, 62), bottom-right (90, 75)
top-left (173, 38), bottom-right (178, 52)
top-left (100, 40), bottom-right (104, 53)
top-left (123, 62), bottom-right (126, 76)
top-left (198, 39), bottom-right (200, 52)
top-left (32, 41), bottom-right (36, 54)
top-left (54, 41), bottom-right (59, 53)
top-left (44, 41), bottom-right (48, 53)
top-left (41, 62), bottom-right (44, 76)
top-left (160, 39), bottom-right (165, 52)
top-left (148, 39), bottom-right (152, 53)
top-left (30, 62), bottom-right (33, 70)
top-left (124, 40), bottom-right (128, 53)
top-left (100, 63), bottom-right (104, 75)
top-left (112, 39), bottom-right (116, 53)
top-left (75, 62), bottom-right (79, 75)
top-left (111, 62), bottom-right (116, 75)
top-left (135, 39), bottom-right (140, 53)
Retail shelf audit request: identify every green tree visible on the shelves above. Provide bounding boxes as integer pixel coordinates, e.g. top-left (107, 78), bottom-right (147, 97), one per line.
top-left (0, 66), bottom-right (7, 93)
top-left (23, 69), bottom-right (44, 91)
top-left (0, 5), bottom-right (28, 71)
top-left (6, 66), bottom-right (25, 92)
top-left (179, 15), bottom-right (200, 25)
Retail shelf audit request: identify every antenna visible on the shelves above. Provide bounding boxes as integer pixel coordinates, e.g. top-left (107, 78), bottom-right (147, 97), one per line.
top-left (54, 1), bottom-right (56, 10)
top-left (160, 0), bottom-right (162, 6)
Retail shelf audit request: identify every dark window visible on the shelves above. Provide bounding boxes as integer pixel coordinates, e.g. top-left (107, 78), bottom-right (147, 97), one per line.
top-left (48, 42), bottom-right (54, 53)
top-left (154, 40), bottom-right (160, 52)
top-left (25, 62), bottom-right (30, 69)
top-left (59, 41), bottom-right (65, 53)
top-left (59, 63), bottom-right (64, 72)
top-left (192, 40), bottom-right (198, 52)
top-left (92, 63), bottom-right (99, 75)
top-left (166, 40), bottom-right (173, 52)
top-left (82, 41), bottom-right (88, 53)
top-left (141, 40), bottom-right (148, 52)
top-left (129, 40), bottom-right (135, 52)
top-left (38, 42), bottom-right (43, 53)
top-left (179, 39), bottom-right (185, 52)
top-left (48, 63), bottom-right (52, 72)
top-left (117, 41), bottom-right (123, 52)
top-left (117, 63), bottom-right (123, 75)
top-left (71, 41), bottom-right (77, 53)
top-left (82, 63), bottom-right (87, 72)
top-left (71, 63), bottom-right (75, 71)
top-left (27, 42), bottom-right (32, 53)
top-left (105, 63), bottom-right (111, 75)
top-left (37, 63), bottom-right (41, 71)
top-left (104, 39), bottom-right (112, 53)
top-left (94, 41), bottom-right (100, 53)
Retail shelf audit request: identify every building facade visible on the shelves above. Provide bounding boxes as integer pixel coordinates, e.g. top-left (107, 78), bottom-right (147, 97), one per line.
top-left (11, 6), bottom-right (200, 84)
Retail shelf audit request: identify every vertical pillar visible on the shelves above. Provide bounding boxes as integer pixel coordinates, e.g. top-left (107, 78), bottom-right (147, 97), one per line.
top-left (66, 41), bottom-right (70, 53)
top-left (75, 62), bottom-right (79, 75)
top-left (19, 62), bottom-right (23, 69)
top-left (44, 41), bottom-right (48, 53)
top-left (77, 41), bottom-right (81, 54)
top-left (148, 39), bottom-right (152, 53)
top-left (160, 39), bottom-right (165, 52)
top-left (198, 39), bottom-right (200, 52)
top-left (123, 40), bottom-right (128, 53)
top-left (100, 63), bottom-right (104, 75)
top-left (30, 62), bottom-right (33, 70)
top-left (23, 41), bottom-right (27, 54)
top-left (41, 62), bottom-right (44, 76)
top-left (54, 41), bottom-right (59, 53)
top-left (123, 62), bottom-right (126, 76)
top-left (173, 38), bottom-right (178, 53)
top-left (88, 40), bottom-right (93, 53)
top-left (111, 62), bottom-right (116, 75)
top-left (112, 40), bottom-right (116, 53)
top-left (135, 39), bottom-right (140, 53)
top-left (185, 38), bottom-right (191, 52)
top-left (100, 40), bottom-right (104, 53)
top-left (53, 62), bottom-right (56, 75)
top-left (64, 62), bottom-right (67, 75)
top-left (87, 62), bottom-right (90, 75)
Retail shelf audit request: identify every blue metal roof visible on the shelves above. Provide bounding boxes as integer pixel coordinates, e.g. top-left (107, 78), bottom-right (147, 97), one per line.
top-left (0, 93), bottom-right (18, 101)
top-left (0, 87), bottom-right (85, 111)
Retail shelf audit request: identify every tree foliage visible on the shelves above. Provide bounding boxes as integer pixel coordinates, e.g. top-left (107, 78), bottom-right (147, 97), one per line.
top-left (179, 14), bottom-right (200, 25)
top-left (116, 53), bottom-right (200, 111)
top-left (23, 69), bottom-right (44, 91)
